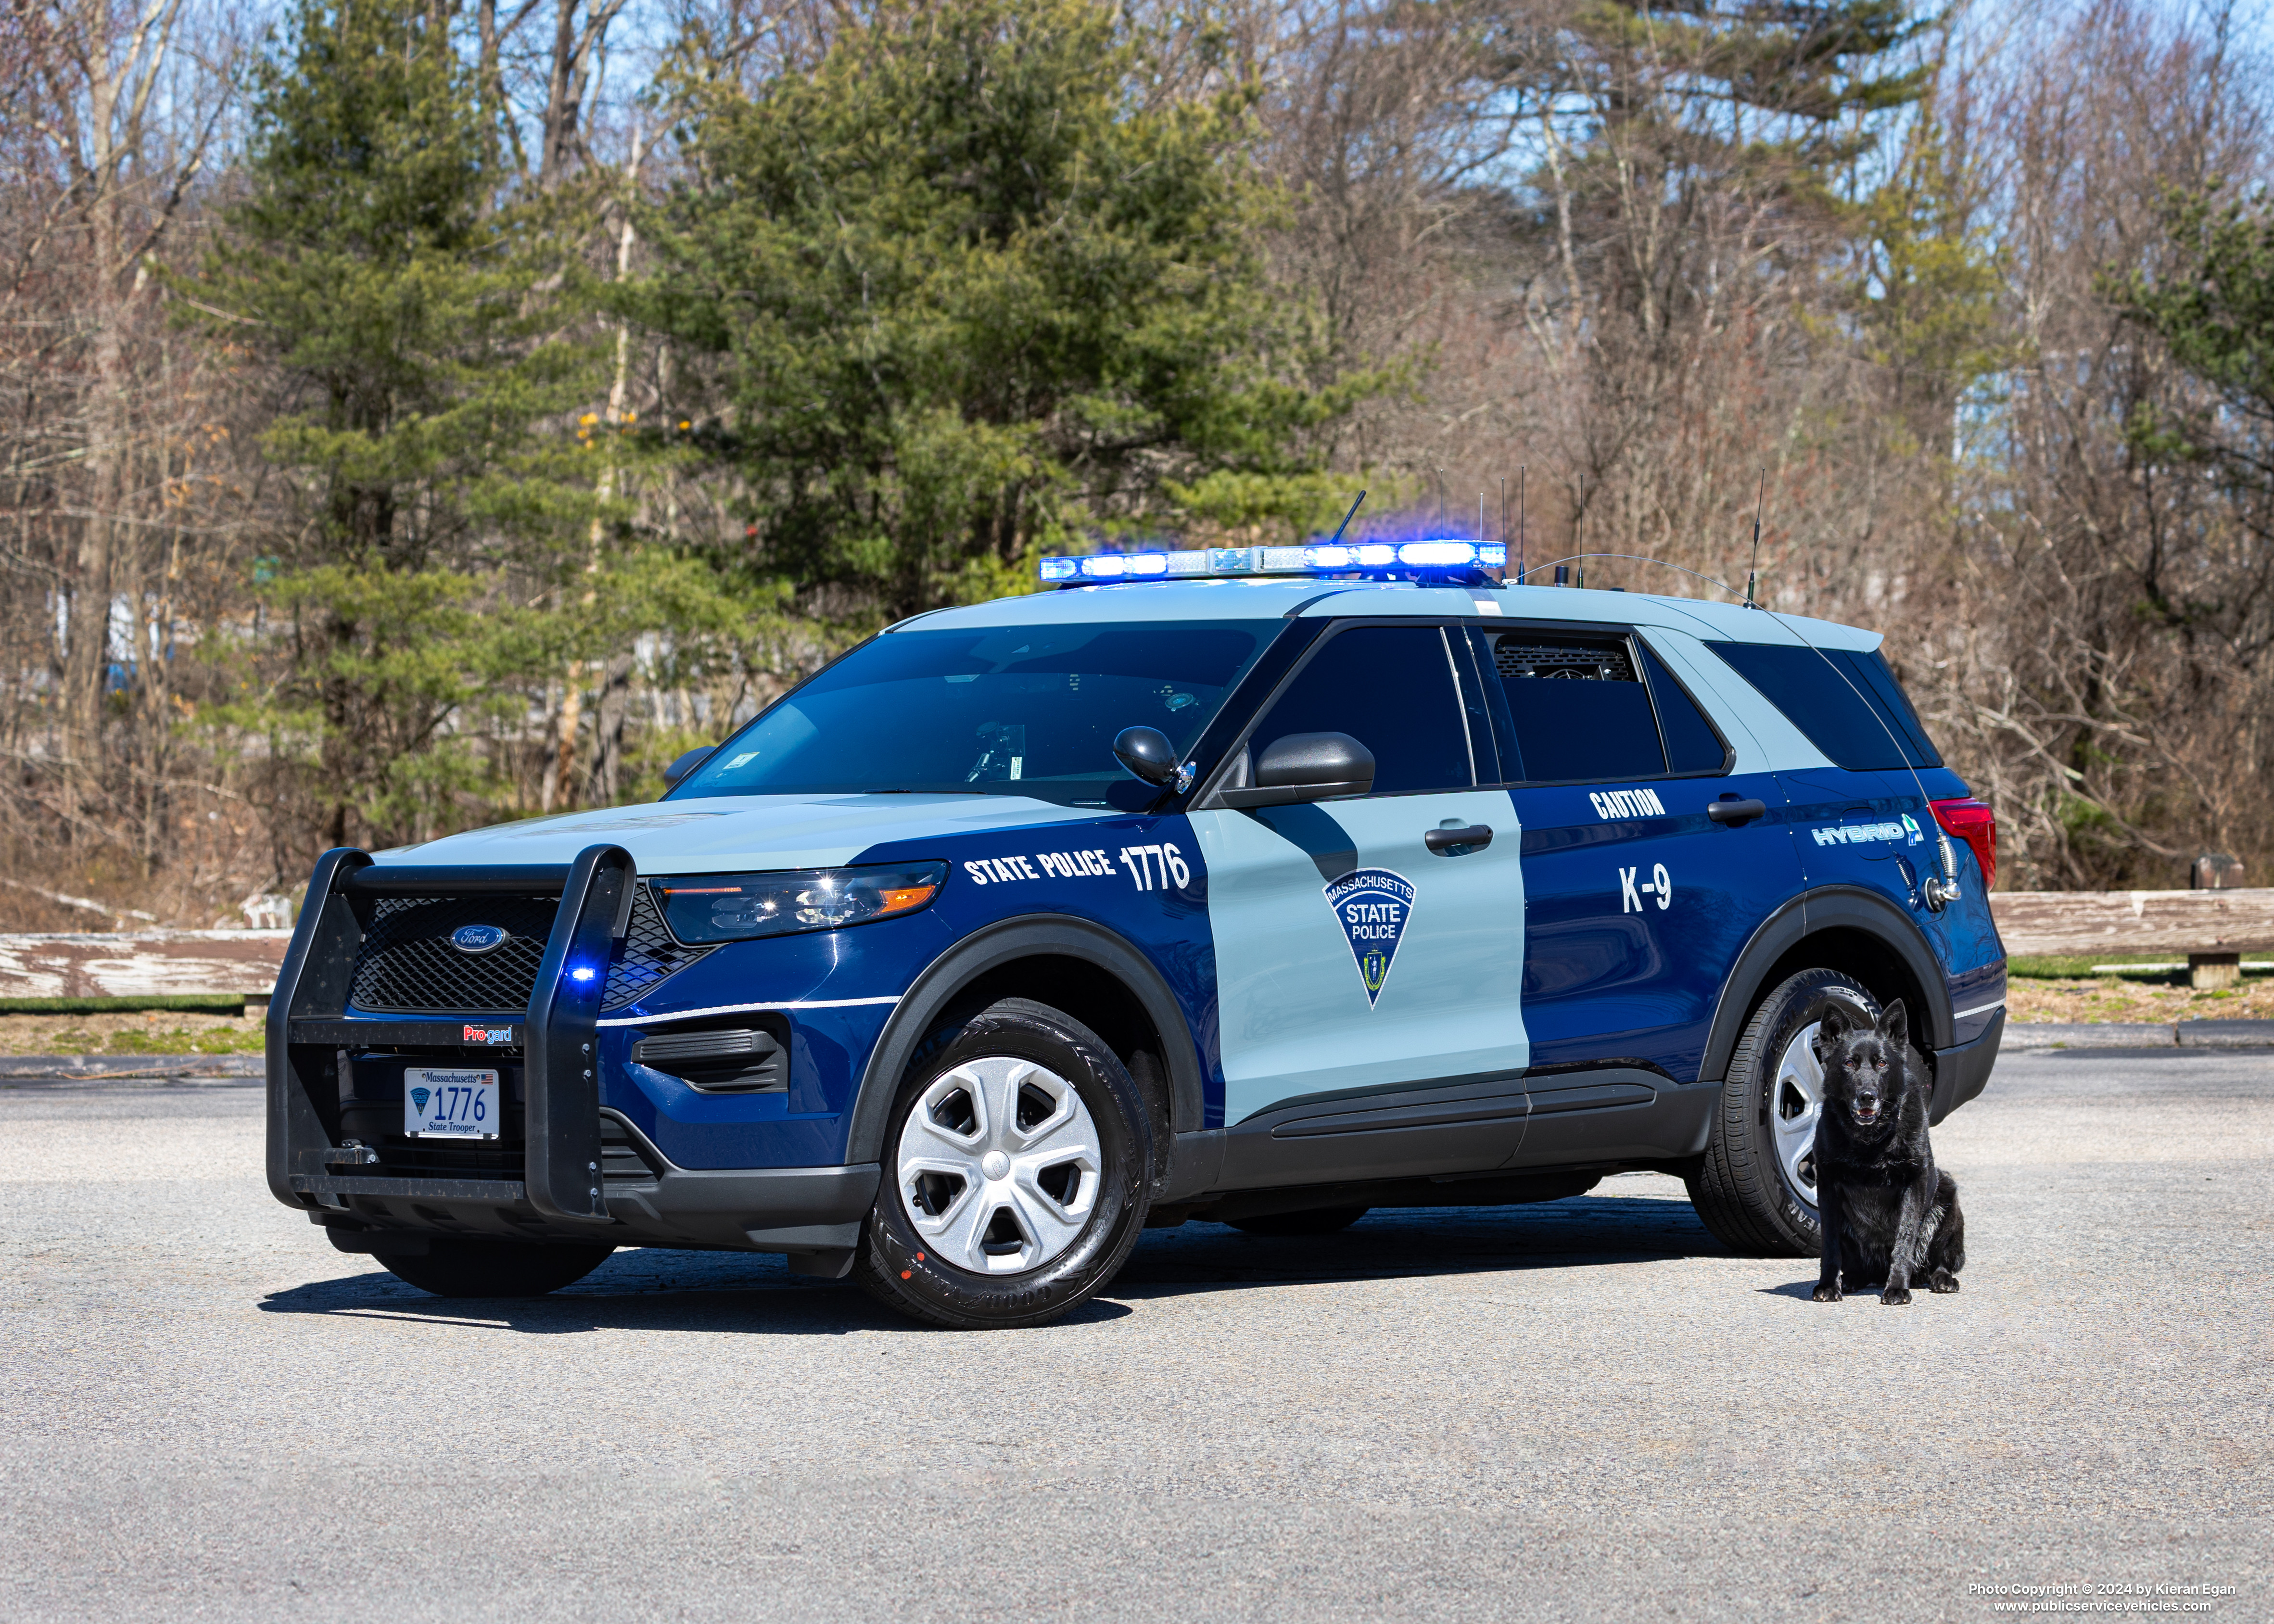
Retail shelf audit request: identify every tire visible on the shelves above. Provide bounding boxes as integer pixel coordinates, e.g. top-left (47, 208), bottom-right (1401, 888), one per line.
top-left (1226, 1206), bottom-right (1371, 1236)
top-left (854, 997), bottom-right (1154, 1330)
top-left (1687, 968), bottom-right (1878, 1257)
top-left (380, 1239), bottom-right (616, 1298)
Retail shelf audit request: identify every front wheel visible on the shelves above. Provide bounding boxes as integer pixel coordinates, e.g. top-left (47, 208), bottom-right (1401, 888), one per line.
top-left (854, 998), bottom-right (1154, 1329)
top-left (1687, 968), bottom-right (1879, 1257)
top-left (380, 1239), bottom-right (616, 1298)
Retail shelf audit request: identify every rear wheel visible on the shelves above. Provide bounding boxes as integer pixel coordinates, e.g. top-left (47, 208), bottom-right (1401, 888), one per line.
top-left (1687, 968), bottom-right (1878, 1257)
top-left (854, 998), bottom-right (1153, 1329)
top-left (1226, 1206), bottom-right (1371, 1236)
top-left (379, 1239), bottom-right (616, 1298)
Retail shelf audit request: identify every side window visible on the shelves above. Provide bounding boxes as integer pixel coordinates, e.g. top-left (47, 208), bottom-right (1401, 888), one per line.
top-left (1704, 642), bottom-right (1942, 771)
top-left (1250, 624), bottom-right (1474, 794)
top-left (1471, 629), bottom-right (1667, 783)
top-left (1636, 641), bottom-right (1731, 774)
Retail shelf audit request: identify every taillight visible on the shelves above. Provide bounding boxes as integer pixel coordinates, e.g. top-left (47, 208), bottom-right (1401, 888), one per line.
top-left (1930, 797), bottom-right (1996, 891)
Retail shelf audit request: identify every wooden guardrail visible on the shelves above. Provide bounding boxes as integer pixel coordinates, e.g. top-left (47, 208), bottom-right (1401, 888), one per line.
top-left (1990, 888), bottom-right (2274, 986)
top-left (2, 891), bottom-right (2270, 1006)
top-left (0, 930), bottom-right (292, 1008)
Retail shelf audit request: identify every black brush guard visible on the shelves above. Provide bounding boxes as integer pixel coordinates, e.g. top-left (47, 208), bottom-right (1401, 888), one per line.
top-left (265, 842), bottom-right (635, 1226)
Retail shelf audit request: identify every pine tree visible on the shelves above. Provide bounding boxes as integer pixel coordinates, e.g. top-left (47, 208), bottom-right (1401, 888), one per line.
top-left (627, 0), bottom-right (1382, 618)
top-left (178, 0), bottom-right (601, 847)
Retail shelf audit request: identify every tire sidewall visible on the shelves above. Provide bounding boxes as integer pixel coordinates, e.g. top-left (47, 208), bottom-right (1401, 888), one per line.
top-left (1746, 971), bottom-right (1879, 1249)
top-left (865, 1000), bottom-right (1151, 1327)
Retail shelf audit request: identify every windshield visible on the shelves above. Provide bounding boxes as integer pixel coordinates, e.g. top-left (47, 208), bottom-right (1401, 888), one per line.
top-left (671, 620), bottom-right (1281, 807)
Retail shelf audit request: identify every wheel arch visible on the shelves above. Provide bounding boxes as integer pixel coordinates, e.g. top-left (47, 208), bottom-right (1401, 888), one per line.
top-left (1699, 887), bottom-right (1954, 1084)
top-left (847, 914), bottom-right (1205, 1165)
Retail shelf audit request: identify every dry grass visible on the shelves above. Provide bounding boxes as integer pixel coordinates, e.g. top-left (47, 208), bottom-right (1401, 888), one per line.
top-left (0, 1010), bottom-right (265, 1056)
top-left (2007, 975), bottom-right (2274, 1024)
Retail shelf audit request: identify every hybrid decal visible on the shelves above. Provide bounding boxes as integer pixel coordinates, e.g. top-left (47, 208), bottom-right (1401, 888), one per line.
top-left (1812, 813), bottom-right (1925, 848)
top-left (961, 843), bottom-right (1192, 892)
top-left (1324, 868), bottom-right (1415, 1007)
top-left (1590, 788), bottom-right (1668, 820)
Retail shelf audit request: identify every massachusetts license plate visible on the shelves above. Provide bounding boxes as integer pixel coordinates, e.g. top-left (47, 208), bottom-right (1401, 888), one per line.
top-left (404, 1067), bottom-right (501, 1139)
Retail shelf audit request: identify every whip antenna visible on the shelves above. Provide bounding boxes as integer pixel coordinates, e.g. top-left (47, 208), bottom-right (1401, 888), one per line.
top-left (1326, 489), bottom-right (1367, 547)
top-left (1744, 469), bottom-right (1765, 610)
top-left (1517, 467), bottom-right (1526, 585)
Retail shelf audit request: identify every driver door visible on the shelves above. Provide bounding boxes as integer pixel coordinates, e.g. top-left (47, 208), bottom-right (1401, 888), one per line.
top-left (1188, 621), bottom-right (1529, 1128)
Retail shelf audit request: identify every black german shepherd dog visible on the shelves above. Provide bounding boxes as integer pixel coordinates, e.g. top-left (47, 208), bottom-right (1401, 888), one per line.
top-left (1809, 999), bottom-right (1966, 1306)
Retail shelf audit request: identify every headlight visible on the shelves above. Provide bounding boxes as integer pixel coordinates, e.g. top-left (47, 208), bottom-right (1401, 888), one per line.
top-left (653, 862), bottom-right (948, 944)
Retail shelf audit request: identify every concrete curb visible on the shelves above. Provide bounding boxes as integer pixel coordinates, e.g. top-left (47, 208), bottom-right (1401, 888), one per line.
top-left (0, 1053), bottom-right (263, 1082)
top-left (2008, 1020), bottom-right (2274, 1049)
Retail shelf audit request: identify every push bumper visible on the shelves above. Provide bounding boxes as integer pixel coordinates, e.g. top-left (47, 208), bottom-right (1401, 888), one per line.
top-left (267, 844), bottom-right (878, 1272)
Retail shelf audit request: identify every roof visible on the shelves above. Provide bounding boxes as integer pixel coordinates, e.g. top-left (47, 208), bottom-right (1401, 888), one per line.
top-left (894, 577), bottom-right (1882, 651)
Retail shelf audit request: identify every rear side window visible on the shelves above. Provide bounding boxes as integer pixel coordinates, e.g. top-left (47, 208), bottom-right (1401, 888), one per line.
top-left (1251, 624), bottom-right (1474, 794)
top-left (1636, 642), bottom-right (1731, 774)
top-left (1706, 641), bottom-right (1943, 770)
top-left (1473, 630), bottom-right (1666, 783)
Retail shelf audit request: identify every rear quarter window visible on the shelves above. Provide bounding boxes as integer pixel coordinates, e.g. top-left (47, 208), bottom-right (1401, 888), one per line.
top-left (1705, 641), bottom-right (1942, 771)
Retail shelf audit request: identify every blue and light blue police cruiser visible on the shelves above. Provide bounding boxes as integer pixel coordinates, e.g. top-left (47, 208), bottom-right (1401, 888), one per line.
top-left (267, 539), bottom-right (2006, 1327)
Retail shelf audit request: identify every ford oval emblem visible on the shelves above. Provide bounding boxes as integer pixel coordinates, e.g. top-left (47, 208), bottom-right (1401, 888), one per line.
top-left (451, 924), bottom-right (508, 954)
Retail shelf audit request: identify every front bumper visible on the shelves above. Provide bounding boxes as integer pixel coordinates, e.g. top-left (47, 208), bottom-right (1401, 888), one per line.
top-left (267, 845), bottom-right (877, 1271)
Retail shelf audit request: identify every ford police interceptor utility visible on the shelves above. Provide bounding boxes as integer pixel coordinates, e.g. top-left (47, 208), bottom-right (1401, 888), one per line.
top-left (266, 540), bottom-right (2006, 1329)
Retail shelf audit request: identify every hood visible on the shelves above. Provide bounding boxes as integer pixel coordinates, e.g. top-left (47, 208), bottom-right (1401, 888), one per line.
top-left (368, 793), bottom-right (1109, 875)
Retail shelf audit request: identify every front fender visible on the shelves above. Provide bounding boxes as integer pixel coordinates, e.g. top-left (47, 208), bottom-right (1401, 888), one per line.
top-left (844, 914), bottom-right (1207, 1165)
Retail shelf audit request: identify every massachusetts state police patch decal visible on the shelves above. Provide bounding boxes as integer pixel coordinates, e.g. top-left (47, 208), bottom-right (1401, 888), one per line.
top-left (1323, 868), bottom-right (1415, 1006)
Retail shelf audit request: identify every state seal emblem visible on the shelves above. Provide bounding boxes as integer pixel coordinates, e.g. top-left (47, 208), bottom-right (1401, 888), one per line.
top-left (1323, 867), bottom-right (1415, 1007)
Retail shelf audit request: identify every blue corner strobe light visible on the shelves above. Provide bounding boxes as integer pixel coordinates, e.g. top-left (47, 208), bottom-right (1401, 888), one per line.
top-left (1040, 538), bottom-right (1505, 584)
top-left (569, 965), bottom-right (597, 983)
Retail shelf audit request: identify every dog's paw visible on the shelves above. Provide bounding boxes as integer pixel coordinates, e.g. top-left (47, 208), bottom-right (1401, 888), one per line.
top-left (1879, 1286), bottom-right (1913, 1306)
top-left (1929, 1271), bottom-right (1961, 1294)
top-left (1811, 1282), bottom-right (1843, 1303)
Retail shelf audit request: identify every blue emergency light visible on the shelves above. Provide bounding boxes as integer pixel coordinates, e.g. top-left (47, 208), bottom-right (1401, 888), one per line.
top-left (1040, 538), bottom-right (1506, 584)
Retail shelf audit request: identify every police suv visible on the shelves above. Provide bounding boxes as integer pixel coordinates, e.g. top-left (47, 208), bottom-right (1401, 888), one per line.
top-left (266, 540), bottom-right (2006, 1328)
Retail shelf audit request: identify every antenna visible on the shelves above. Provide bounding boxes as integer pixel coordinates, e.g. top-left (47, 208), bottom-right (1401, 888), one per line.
top-left (1744, 469), bottom-right (1765, 609)
top-left (1326, 489), bottom-right (1367, 547)
top-left (1516, 467), bottom-right (1526, 585)
top-left (1499, 477), bottom-right (1508, 581)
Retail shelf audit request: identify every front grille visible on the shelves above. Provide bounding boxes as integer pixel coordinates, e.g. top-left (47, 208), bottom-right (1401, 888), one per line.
top-left (346, 883), bottom-right (715, 1016)
top-left (604, 884), bottom-right (718, 1011)
top-left (352, 894), bottom-right (557, 1015)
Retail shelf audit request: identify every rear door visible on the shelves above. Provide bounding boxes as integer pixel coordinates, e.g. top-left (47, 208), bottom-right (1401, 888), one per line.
top-left (1470, 622), bottom-right (1805, 1084)
top-left (1190, 621), bottom-right (1529, 1130)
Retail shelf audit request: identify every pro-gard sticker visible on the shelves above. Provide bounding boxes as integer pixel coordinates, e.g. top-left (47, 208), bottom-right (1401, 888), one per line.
top-left (1324, 868), bottom-right (1414, 1007)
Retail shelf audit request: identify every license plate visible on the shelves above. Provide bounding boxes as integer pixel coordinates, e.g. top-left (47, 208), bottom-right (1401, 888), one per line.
top-left (404, 1067), bottom-right (501, 1139)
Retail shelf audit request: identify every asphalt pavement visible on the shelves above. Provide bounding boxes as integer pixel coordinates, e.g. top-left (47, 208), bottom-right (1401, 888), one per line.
top-left (2, 1046), bottom-right (2266, 1623)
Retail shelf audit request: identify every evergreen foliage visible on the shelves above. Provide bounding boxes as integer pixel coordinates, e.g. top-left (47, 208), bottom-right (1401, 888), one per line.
top-left (177, 0), bottom-right (603, 845)
top-left (627, 0), bottom-right (1384, 617)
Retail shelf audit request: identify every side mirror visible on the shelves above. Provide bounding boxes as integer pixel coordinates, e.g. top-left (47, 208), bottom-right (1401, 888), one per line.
top-left (663, 745), bottom-right (719, 790)
top-left (1219, 732), bottom-right (1374, 809)
top-left (1112, 726), bottom-right (1180, 787)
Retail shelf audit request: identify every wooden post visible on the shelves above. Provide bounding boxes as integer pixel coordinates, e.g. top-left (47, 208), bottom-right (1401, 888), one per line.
top-left (2189, 953), bottom-right (2241, 990)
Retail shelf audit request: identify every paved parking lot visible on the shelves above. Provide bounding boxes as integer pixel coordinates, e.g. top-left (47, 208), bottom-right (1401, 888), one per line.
top-left (3, 1047), bottom-right (2267, 1623)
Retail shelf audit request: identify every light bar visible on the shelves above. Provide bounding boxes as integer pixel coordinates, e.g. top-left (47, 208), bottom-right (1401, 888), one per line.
top-left (1041, 539), bottom-right (1505, 584)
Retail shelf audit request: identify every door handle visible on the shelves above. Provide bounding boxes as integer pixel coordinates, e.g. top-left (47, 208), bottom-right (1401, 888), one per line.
top-left (1707, 798), bottom-right (1768, 825)
top-left (1425, 824), bottom-right (1494, 853)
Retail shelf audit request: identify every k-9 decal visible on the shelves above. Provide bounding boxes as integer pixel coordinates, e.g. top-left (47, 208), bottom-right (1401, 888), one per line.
top-left (1324, 868), bottom-right (1414, 1006)
top-left (1620, 863), bottom-right (1672, 913)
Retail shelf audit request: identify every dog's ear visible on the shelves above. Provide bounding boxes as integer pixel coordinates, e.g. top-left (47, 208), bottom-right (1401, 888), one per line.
top-left (1879, 998), bottom-right (1909, 1049)
top-left (1816, 1003), bottom-right (1849, 1052)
